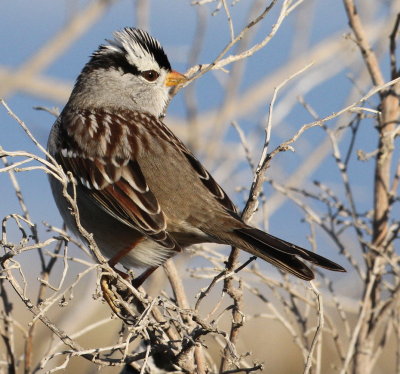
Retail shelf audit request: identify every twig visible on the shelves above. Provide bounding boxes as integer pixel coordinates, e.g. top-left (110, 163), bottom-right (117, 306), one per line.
top-left (231, 121), bottom-right (256, 171)
top-left (303, 282), bottom-right (324, 374)
top-left (343, 0), bottom-right (384, 87)
top-left (390, 13), bottom-right (400, 80)
top-left (163, 259), bottom-right (206, 373)
top-left (222, 0), bottom-right (235, 42)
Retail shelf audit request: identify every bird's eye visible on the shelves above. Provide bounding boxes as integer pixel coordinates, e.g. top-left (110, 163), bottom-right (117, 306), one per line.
top-left (140, 70), bottom-right (159, 82)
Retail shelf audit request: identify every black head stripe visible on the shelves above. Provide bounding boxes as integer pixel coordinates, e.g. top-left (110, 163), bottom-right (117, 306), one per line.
top-left (123, 28), bottom-right (171, 71)
top-left (86, 47), bottom-right (140, 75)
top-left (79, 28), bottom-right (171, 77)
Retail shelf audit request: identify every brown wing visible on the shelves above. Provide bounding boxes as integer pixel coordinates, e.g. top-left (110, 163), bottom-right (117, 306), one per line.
top-left (55, 107), bottom-right (180, 251)
top-left (152, 118), bottom-right (239, 215)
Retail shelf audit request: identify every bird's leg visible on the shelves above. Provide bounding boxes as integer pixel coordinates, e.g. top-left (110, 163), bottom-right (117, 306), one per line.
top-left (101, 265), bottom-right (158, 319)
top-left (106, 238), bottom-right (158, 287)
top-left (101, 238), bottom-right (145, 315)
top-left (132, 266), bottom-right (158, 288)
top-left (108, 238), bottom-right (145, 268)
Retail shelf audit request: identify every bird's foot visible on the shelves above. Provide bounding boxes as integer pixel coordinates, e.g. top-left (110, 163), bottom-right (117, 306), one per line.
top-left (100, 273), bottom-right (139, 322)
top-left (100, 274), bottom-right (122, 315)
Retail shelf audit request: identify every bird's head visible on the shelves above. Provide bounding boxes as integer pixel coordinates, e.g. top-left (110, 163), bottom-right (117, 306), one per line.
top-left (69, 28), bottom-right (186, 118)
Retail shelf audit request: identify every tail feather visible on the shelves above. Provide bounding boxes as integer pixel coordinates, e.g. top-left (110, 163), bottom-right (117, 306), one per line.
top-left (234, 227), bottom-right (346, 280)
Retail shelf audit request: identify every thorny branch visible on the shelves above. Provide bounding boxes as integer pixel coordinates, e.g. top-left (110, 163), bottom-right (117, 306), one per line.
top-left (340, 2), bottom-right (400, 374)
top-left (2, 62), bottom-right (399, 374)
top-left (1, 1), bottom-right (400, 373)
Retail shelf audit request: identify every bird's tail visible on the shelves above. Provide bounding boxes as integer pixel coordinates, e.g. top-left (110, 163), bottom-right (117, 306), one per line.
top-left (233, 226), bottom-right (346, 280)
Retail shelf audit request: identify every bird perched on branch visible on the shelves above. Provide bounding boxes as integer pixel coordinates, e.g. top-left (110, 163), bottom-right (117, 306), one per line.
top-left (48, 28), bottom-right (345, 288)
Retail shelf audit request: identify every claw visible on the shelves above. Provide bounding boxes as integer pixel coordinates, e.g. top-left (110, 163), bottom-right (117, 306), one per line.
top-left (100, 274), bottom-right (122, 315)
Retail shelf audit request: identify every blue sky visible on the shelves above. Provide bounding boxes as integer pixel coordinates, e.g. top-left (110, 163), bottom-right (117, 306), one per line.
top-left (1, 0), bottom-right (396, 280)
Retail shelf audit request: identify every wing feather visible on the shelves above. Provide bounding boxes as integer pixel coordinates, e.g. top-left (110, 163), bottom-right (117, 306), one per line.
top-left (55, 108), bottom-right (180, 252)
top-left (149, 116), bottom-right (239, 215)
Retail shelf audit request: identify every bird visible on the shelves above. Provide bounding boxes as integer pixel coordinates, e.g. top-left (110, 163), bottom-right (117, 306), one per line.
top-left (47, 27), bottom-right (345, 288)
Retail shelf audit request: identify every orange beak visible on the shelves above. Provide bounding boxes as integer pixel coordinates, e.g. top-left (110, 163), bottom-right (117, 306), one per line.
top-left (165, 70), bottom-right (187, 87)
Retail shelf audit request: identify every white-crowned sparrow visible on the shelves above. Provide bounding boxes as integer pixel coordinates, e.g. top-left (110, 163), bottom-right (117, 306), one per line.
top-left (48, 28), bottom-right (345, 284)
